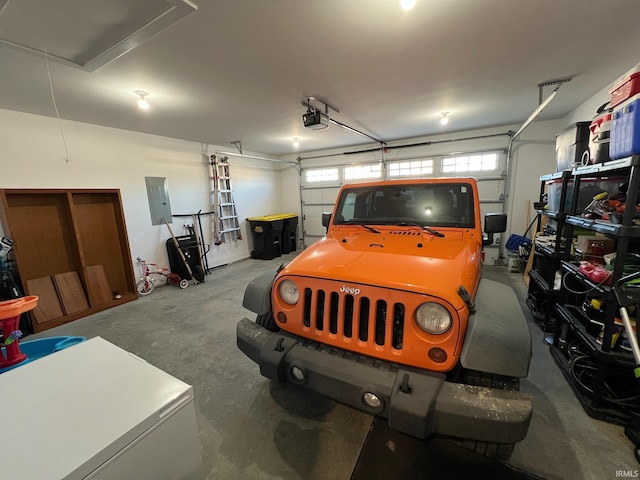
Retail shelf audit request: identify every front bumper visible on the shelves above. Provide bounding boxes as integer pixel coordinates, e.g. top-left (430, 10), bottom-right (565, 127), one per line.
top-left (237, 318), bottom-right (532, 443)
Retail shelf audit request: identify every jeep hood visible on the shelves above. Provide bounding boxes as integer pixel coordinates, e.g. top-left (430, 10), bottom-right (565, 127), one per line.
top-left (281, 232), bottom-right (480, 309)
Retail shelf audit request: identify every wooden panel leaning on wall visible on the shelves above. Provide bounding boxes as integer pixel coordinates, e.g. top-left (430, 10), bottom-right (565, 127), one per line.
top-left (0, 189), bottom-right (137, 333)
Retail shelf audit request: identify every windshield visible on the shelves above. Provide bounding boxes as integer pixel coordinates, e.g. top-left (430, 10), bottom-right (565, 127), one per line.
top-left (333, 183), bottom-right (475, 228)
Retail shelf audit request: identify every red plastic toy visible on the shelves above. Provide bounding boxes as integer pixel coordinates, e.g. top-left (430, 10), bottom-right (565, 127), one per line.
top-left (0, 296), bottom-right (38, 369)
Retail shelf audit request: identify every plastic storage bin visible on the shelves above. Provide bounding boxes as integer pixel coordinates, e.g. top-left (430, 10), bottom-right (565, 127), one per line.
top-left (610, 93), bottom-right (640, 160)
top-left (588, 110), bottom-right (612, 164)
top-left (610, 69), bottom-right (640, 108)
top-left (546, 177), bottom-right (625, 214)
top-left (556, 122), bottom-right (591, 171)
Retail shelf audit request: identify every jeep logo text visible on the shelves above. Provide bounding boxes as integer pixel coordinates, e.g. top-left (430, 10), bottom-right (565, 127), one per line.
top-left (340, 285), bottom-right (360, 295)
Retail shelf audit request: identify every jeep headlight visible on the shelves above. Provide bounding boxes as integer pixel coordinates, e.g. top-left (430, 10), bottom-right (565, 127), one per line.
top-left (279, 280), bottom-right (299, 305)
top-left (415, 302), bottom-right (451, 334)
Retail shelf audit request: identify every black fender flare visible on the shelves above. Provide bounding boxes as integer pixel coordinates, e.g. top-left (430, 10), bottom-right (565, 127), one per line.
top-left (242, 266), bottom-right (281, 315)
top-left (460, 278), bottom-right (532, 378)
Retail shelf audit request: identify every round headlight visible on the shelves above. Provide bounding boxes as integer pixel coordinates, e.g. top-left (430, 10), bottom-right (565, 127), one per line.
top-left (415, 302), bottom-right (452, 334)
top-left (279, 279), bottom-right (299, 305)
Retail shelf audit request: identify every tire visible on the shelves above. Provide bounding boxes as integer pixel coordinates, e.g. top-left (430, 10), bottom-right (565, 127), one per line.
top-left (193, 264), bottom-right (205, 283)
top-left (179, 279), bottom-right (189, 289)
top-left (256, 312), bottom-right (279, 332)
top-left (457, 370), bottom-right (520, 461)
top-left (136, 279), bottom-right (154, 296)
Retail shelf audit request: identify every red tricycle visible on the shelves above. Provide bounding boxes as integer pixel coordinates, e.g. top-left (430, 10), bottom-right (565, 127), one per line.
top-left (135, 257), bottom-right (188, 296)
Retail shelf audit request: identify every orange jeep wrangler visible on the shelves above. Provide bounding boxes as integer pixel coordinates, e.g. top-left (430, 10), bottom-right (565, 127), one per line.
top-left (237, 178), bottom-right (532, 460)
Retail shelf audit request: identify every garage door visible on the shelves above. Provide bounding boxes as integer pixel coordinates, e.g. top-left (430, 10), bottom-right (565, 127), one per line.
top-left (300, 151), bottom-right (507, 265)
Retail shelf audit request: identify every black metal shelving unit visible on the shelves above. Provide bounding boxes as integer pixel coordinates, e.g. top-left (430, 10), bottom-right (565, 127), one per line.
top-left (526, 170), bottom-right (573, 331)
top-left (536, 155), bottom-right (640, 425)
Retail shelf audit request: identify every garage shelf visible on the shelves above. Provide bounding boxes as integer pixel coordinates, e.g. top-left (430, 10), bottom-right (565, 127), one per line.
top-left (536, 153), bottom-right (640, 426)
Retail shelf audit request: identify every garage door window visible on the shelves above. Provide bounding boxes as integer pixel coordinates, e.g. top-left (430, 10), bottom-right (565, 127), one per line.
top-left (344, 164), bottom-right (382, 180)
top-left (305, 168), bottom-right (339, 183)
top-left (387, 159), bottom-right (434, 177)
top-left (442, 153), bottom-right (498, 173)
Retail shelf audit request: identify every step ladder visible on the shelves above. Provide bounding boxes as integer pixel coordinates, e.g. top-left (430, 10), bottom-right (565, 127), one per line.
top-left (209, 154), bottom-right (242, 245)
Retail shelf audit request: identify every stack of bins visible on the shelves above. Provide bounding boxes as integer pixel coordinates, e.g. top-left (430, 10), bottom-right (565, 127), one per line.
top-left (247, 214), bottom-right (298, 260)
top-left (555, 122), bottom-right (591, 171)
top-left (610, 68), bottom-right (640, 159)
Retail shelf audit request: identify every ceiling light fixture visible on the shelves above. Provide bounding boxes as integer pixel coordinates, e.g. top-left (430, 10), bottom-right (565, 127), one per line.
top-left (401, 0), bottom-right (416, 11)
top-left (440, 112), bottom-right (450, 125)
top-left (292, 137), bottom-right (300, 148)
top-left (135, 91), bottom-right (149, 110)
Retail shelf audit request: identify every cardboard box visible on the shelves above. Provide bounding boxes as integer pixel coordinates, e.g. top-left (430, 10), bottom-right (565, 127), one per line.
top-left (575, 235), bottom-right (615, 254)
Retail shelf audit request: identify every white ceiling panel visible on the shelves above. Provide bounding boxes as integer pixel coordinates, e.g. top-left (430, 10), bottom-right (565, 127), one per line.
top-left (0, 0), bottom-right (196, 70)
top-left (0, 0), bottom-right (639, 155)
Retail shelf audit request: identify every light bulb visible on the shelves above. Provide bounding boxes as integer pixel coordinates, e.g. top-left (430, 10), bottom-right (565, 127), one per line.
top-left (401, 0), bottom-right (416, 11)
top-left (440, 112), bottom-right (449, 125)
top-left (135, 91), bottom-right (149, 110)
top-left (292, 137), bottom-right (300, 148)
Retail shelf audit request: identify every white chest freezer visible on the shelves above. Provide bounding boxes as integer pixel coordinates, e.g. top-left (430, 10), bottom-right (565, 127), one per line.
top-left (0, 336), bottom-right (204, 480)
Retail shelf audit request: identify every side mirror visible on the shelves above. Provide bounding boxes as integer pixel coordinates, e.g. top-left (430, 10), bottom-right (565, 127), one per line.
top-left (483, 213), bottom-right (507, 246)
top-left (322, 212), bottom-right (332, 230)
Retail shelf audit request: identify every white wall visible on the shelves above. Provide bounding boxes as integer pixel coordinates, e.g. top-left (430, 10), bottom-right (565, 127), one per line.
top-left (0, 109), bottom-right (282, 273)
top-left (507, 119), bottom-right (565, 236)
top-left (563, 82), bottom-right (610, 127)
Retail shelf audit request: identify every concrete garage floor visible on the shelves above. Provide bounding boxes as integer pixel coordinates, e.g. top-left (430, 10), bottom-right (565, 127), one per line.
top-left (30, 253), bottom-right (638, 479)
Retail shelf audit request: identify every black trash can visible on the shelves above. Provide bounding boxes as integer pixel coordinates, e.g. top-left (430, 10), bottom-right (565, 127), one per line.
top-left (247, 216), bottom-right (283, 260)
top-left (281, 214), bottom-right (298, 254)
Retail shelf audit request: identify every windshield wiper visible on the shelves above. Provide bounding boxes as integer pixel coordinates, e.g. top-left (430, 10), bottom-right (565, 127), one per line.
top-left (396, 222), bottom-right (445, 238)
top-left (342, 221), bottom-right (380, 233)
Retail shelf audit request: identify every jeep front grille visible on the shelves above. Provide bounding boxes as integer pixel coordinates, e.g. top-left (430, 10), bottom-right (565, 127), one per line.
top-left (303, 287), bottom-right (405, 350)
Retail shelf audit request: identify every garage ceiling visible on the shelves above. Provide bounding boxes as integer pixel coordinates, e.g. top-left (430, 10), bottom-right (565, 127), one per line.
top-left (1, 0), bottom-right (639, 156)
